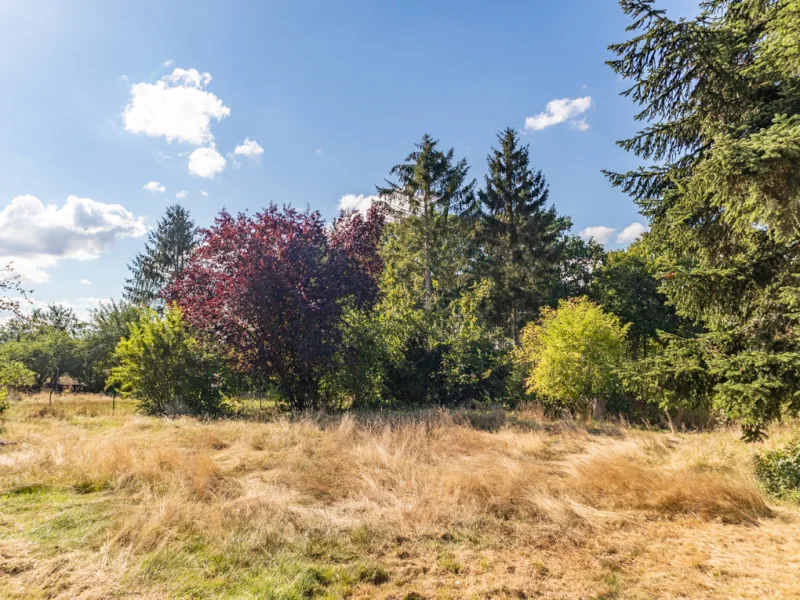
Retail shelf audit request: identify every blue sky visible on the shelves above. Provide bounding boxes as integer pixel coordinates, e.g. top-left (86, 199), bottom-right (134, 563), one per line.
top-left (0, 0), bottom-right (698, 318)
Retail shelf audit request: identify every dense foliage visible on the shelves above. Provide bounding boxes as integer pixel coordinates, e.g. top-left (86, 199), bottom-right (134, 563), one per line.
top-left (754, 438), bottom-right (800, 500)
top-left (606, 0), bottom-right (800, 439)
top-left (0, 360), bottom-right (35, 412)
top-left (170, 205), bottom-right (386, 410)
top-left (515, 297), bottom-right (629, 415)
top-left (107, 305), bottom-right (228, 415)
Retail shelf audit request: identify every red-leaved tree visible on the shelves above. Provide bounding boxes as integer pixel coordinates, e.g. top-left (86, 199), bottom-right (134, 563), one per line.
top-left (170, 204), bottom-right (385, 409)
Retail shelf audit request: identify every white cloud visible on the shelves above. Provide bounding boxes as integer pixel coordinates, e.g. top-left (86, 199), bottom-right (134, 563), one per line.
top-left (162, 59), bottom-right (174, 68)
top-left (143, 181), bottom-right (165, 193)
top-left (339, 194), bottom-right (379, 216)
top-left (0, 195), bottom-right (146, 283)
top-left (164, 67), bottom-right (212, 88)
top-left (616, 222), bottom-right (648, 244)
top-left (176, 190), bottom-right (188, 199)
top-left (234, 138), bottom-right (264, 159)
top-left (188, 146), bottom-right (226, 178)
top-left (525, 96), bottom-right (593, 131)
top-left (580, 225), bottom-right (616, 245)
top-left (571, 119), bottom-right (590, 132)
top-left (122, 67), bottom-right (230, 145)
top-left (200, 190), bottom-right (209, 197)
top-left (80, 279), bottom-right (92, 285)
top-left (316, 148), bottom-right (323, 154)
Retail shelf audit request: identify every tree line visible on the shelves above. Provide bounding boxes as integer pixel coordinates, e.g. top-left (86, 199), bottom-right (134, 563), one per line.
top-left (2, 0), bottom-right (798, 441)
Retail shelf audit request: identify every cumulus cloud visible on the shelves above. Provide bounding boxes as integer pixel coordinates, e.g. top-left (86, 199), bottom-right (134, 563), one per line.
top-left (122, 67), bottom-right (230, 145)
top-left (80, 279), bottom-right (92, 285)
top-left (338, 194), bottom-right (379, 216)
top-left (579, 225), bottom-right (616, 245)
top-left (200, 190), bottom-right (209, 197)
top-left (616, 222), bottom-right (648, 244)
top-left (0, 195), bottom-right (146, 283)
top-left (525, 96), bottom-right (593, 131)
top-left (176, 190), bottom-right (188, 199)
top-left (188, 146), bottom-right (226, 178)
top-left (143, 181), bottom-right (165, 193)
top-left (316, 148), bottom-right (323, 154)
top-left (233, 138), bottom-right (264, 159)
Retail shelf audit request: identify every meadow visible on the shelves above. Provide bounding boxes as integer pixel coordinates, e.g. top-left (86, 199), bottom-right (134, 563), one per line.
top-left (1, 393), bottom-right (799, 599)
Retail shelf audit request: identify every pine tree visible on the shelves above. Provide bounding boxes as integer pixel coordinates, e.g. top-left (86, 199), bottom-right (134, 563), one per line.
top-left (124, 204), bottom-right (198, 308)
top-left (478, 128), bottom-right (570, 343)
top-left (607, 0), bottom-right (800, 439)
top-left (378, 134), bottom-right (475, 307)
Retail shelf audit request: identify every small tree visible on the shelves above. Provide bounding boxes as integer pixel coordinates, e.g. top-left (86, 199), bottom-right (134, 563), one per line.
top-left (0, 361), bottom-right (35, 412)
top-left (107, 305), bottom-right (226, 415)
top-left (170, 205), bottom-right (385, 411)
top-left (514, 297), bottom-right (629, 415)
top-left (79, 300), bottom-right (144, 393)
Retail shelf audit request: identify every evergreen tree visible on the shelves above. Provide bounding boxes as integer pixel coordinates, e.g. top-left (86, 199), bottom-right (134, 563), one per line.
top-left (124, 204), bottom-right (198, 308)
top-left (478, 128), bottom-right (570, 342)
top-left (378, 134), bottom-right (475, 307)
top-left (607, 0), bottom-right (800, 439)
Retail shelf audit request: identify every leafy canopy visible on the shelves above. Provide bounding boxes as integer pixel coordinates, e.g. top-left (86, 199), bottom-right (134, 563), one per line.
top-left (107, 305), bottom-right (227, 415)
top-left (170, 204), bottom-right (386, 410)
top-left (515, 297), bottom-right (629, 412)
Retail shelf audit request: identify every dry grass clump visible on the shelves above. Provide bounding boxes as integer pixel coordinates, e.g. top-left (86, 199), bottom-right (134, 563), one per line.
top-left (1, 394), bottom-right (799, 599)
top-left (572, 451), bottom-right (770, 523)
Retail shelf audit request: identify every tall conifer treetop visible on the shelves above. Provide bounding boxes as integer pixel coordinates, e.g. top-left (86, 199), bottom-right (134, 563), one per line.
top-left (124, 204), bottom-right (199, 308)
top-left (378, 134), bottom-right (475, 306)
top-left (478, 128), bottom-right (570, 342)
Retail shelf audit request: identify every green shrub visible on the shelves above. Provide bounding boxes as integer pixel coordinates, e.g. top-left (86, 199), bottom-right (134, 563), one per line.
top-left (0, 360), bottom-right (35, 410)
top-left (107, 305), bottom-right (228, 415)
top-left (514, 297), bottom-right (629, 414)
top-left (754, 439), bottom-right (800, 500)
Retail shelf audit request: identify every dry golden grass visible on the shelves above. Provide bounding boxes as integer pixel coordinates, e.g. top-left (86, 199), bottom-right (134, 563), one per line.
top-left (1, 393), bottom-right (799, 599)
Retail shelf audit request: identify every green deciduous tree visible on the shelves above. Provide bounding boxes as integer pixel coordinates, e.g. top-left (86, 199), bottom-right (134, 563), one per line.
top-left (514, 297), bottom-right (629, 415)
top-left (107, 305), bottom-right (227, 415)
top-left (0, 360), bottom-right (35, 411)
top-left (607, 0), bottom-right (800, 439)
top-left (79, 300), bottom-right (144, 393)
top-left (124, 204), bottom-right (198, 308)
top-left (0, 305), bottom-right (83, 389)
top-left (477, 128), bottom-right (571, 343)
top-left (591, 242), bottom-right (681, 358)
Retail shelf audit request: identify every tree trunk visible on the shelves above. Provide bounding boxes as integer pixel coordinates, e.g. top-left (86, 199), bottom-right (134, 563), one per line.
top-left (511, 304), bottom-right (519, 346)
top-left (591, 397), bottom-right (606, 420)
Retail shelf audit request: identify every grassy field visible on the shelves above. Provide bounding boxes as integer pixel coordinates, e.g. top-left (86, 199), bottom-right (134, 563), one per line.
top-left (1, 394), bottom-right (799, 599)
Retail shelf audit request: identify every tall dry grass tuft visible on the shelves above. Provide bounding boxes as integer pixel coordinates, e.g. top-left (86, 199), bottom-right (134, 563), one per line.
top-left (572, 452), bottom-right (770, 523)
